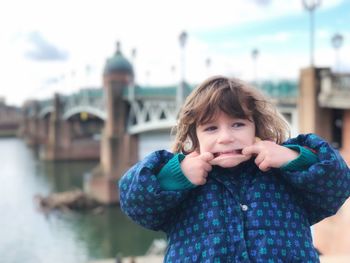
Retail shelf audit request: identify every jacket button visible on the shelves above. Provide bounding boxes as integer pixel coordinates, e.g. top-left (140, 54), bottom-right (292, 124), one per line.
top-left (240, 204), bottom-right (248, 211)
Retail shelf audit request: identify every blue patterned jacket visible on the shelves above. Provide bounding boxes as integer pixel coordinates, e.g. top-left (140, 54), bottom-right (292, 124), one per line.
top-left (119, 134), bottom-right (350, 262)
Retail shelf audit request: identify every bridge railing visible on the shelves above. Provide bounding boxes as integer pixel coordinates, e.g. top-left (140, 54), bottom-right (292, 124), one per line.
top-left (257, 81), bottom-right (298, 105)
top-left (124, 84), bottom-right (189, 134)
top-left (127, 99), bottom-right (177, 134)
top-left (331, 73), bottom-right (350, 92)
top-left (62, 88), bottom-right (106, 120)
top-left (20, 81), bottom-right (299, 134)
top-left (319, 70), bottom-right (350, 109)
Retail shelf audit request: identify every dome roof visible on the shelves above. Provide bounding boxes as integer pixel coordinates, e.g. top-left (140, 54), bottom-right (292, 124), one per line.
top-left (104, 42), bottom-right (134, 76)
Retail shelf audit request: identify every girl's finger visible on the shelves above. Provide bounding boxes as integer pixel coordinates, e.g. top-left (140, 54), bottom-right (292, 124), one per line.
top-left (254, 152), bottom-right (265, 166)
top-left (200, 152), bottom-right (214, 162)
top-left (208, 158), bottom-right (218, 166)
top-left (202, 162), bottom-right (212, 172)
top-left (259, 160), bottom-right (271, 172)
top-left (197, 177), bottom-right (207, 185)
top-left (202, 171), bottom-right (208, 178)
top-left (242, 144), bottom-right (261, 156)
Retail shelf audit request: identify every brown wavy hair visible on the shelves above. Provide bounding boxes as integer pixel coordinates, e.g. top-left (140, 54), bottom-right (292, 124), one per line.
top-left (172, 76), bottom-right (290, 153)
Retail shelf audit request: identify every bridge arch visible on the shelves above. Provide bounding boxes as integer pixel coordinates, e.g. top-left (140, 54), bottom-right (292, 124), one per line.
top-left (63, 106), bottom-right (106, 121)
top-left (38, 106), bottom-right (54, 118)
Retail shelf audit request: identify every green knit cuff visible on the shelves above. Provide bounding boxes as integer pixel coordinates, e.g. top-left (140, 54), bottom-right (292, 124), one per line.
top-left (157, 154), bottom-right (196, 190)
top-left (281, 144), bottom-right (318, 172)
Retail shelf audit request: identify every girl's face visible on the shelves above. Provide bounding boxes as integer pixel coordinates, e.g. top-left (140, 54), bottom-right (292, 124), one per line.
top-left (196, 111), bottom-right (256, 168)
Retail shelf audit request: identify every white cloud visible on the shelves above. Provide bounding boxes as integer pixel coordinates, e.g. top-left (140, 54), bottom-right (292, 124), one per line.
top-left (256, 32), bottom-right (294, 44)
top-left (0, 0), bottom-right (348, 105)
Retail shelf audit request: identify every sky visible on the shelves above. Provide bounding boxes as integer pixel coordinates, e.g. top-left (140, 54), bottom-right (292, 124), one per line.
top-left (1, 0), bottom-right (349, 106)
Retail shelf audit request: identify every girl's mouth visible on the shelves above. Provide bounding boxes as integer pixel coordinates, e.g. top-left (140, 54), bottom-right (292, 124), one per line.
top-left (213, 149), bottom-right (243, 158)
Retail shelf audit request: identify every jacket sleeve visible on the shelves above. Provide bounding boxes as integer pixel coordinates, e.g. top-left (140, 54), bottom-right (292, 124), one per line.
top-left (281, 133), bottom-right (350, 225)
top-left (118, 150), bottom-right (191, 232)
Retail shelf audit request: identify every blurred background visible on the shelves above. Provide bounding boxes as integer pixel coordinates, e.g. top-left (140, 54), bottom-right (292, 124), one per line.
top-left (0, 0), bottom-right (349, 262)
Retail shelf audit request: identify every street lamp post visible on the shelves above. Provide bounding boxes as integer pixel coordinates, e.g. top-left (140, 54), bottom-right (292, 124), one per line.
top-left (171, 65), bottom-right (176, 84)
top-left (331, 33), bottom-right (344, 72)
top-left (145, 70), bottom-right (150, 86)
top-left (85, 65), bottom-right (91, 86)
top-left (177, 31), bottom-right (188, 108)
top-left (129, 48), bottom-right (137, 100)
top-left (251, 48), bottom-right (259, 84)
top-left (131, 48), bottom-right (137, 82)
top-left (205, 57), bottom-right (211, 77)
top-left (302, 0), bottom-right (321, 67)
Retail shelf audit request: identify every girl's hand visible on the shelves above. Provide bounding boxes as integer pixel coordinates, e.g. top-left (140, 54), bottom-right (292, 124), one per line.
top-left (181, 151), bottom-right (214, 185)
top-left (242, 140), bottom-right (299, 172)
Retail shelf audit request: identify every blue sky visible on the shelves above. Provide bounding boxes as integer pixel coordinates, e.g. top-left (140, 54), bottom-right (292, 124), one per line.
top-left (194, 1), bottom-right (349, 52)
top-left (0, 0), bottom-right (349, 106)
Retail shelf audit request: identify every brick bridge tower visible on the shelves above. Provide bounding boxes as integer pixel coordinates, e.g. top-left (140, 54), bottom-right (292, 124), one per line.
top-left (86, 42), bottom-right (138, 204)
top-left (299, 66), bottom-right (350, 255)
top-left (299, 67), bottom-right (350, 163)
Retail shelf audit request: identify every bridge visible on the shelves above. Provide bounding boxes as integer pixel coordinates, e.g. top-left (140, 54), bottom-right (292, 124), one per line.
top-left (20, 80), bottom-right (299, 160)
top-left (0, 99), bottom-right (22, 137)
top-left (7, 44), bottom-right (348, 204)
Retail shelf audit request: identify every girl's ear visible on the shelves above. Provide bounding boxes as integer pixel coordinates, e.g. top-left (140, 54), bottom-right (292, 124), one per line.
top-left (183, 137), bottom-right (193, 152)
top-left (255, 136), bottom-right (261, 143)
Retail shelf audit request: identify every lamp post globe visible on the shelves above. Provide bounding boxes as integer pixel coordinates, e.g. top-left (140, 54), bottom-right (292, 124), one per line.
top-left (302, 0), bottom-right (321, 11)
top-left (331, 33), bottom-right (344, 72)
top-left (179, 31), bottom-right (188, 48)
top-left (252, 48), bottom-right (259, 60)
top-left (205, 57), bottom-right (211, 76)
top-left (205, 57), bottom-right (211, 68)
top-left (331, 33), bottom-right (344, 50)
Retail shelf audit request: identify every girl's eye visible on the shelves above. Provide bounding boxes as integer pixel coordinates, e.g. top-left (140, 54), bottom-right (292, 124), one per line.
top-left (204, 126), bottom-right (217, 132)
top-left (232, 122), bottom-right (245, 128)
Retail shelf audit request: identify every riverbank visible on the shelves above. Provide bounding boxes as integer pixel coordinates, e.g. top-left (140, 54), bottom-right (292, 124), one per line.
top-left (0, 129), bottom-right (17, 137)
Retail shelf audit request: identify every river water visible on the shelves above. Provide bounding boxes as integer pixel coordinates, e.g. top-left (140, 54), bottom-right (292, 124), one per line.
top-left (0, 138), bottom-right (164, 263)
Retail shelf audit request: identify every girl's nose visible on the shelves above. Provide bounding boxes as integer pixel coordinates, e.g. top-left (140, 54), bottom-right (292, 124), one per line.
top-left (217, 129), bottom-right (233, 144)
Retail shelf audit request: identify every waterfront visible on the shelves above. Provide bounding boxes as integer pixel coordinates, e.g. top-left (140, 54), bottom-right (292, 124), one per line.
top-left (0, 138), bottom-right (164, 263)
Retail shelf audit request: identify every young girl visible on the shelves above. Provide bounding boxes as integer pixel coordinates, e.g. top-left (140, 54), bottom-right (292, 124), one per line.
top-left (119, 76), bottom-right (350, 262)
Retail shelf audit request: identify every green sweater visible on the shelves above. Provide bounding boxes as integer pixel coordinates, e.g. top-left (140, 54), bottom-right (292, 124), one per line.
top-left (157, 144), bottom-right (318, 190)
